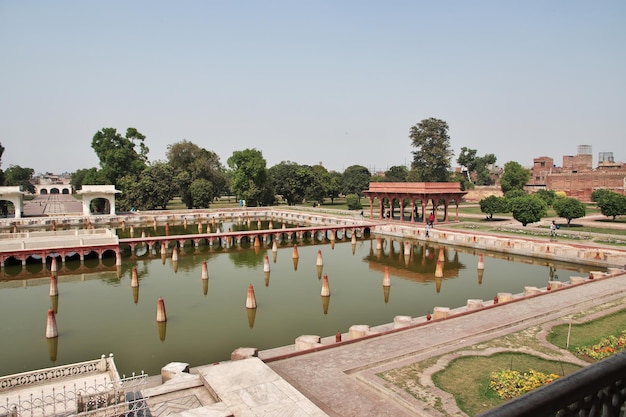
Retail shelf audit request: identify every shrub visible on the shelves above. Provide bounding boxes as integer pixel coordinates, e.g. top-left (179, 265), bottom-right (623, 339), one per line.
top-left (345, 194), bottom-right (362, 210)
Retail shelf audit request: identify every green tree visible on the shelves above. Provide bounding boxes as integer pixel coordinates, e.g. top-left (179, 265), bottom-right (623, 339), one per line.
top-left (384, 165), bottom-right (409, 182)
top-left (509, 195), bottom-right (548, 226)
top-left (116, 175), bottom-right (141, 211)
top-left (306, 164), bottom-right (329, 205)
top-left (534, 189), bottom-right (557, 207)
top-left (595, 191), bottom-right (626, 221)
top-left (457, 147), bottom-right (477, 182)
top-left (326, 171), bottom-right (342, 204)
top-left (117, 163), bottom-right (178, 211)
top-left (167, 140), bottom-right (227, 207)
top-left (71, 168), bottom-right (98, 190)
top-left (227, 148), bottom-right (273, 207)
top-left (409, 118), bottom-right (453, 182)
top-left (591, 189), bottom-right (614, 204)
top-left (345, 194), bottom-right (362, 210)
top-left (341, 165), bottom-right (371, 197)
top-left (91, 127), bottom-right (149, 186)
top-left (4, 165), bottom-right (35, 193)
top-left (479, 195), bottom-right (509, 220)
top-left (268, 161), bottom-right (313, 205)
top-left (504, 189), bottom-right (527, 200)
top-left (82, 168), bottom-right (107, 187)
top-left (553, 197), bottom-right (586, 226)
top-left (474, 153), bottom-right (497, 185)
top-left (500, 161), bottom-right (530, 194)
top-left (189, 178), bottom-right (214, 208)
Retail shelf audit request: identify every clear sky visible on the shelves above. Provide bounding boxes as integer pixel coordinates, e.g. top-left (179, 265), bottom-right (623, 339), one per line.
top-left (1, 1), bottom-right (624, 176)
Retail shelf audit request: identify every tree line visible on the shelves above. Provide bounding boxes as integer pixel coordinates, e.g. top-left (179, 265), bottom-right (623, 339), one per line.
top-left (0, 118), bottom-right (624, 223)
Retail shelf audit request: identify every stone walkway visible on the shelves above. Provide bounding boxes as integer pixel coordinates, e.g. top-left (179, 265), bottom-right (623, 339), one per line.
top-left (22, 194), bottom-right (83, 217)
top-left (262, 270), bottom-right (626, 417)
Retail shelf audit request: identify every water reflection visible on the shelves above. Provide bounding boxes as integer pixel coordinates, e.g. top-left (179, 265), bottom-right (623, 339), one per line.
top-left (365, 239), bottom-right (465, 285)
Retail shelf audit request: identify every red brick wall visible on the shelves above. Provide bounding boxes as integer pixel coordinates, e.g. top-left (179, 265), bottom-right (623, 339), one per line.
top-left (546, 171), bottom-right (626, 201)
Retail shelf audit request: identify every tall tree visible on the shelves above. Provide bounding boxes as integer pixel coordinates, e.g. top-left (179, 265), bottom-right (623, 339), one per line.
top-left (474, 153), bottom-right (497, 185)
top-left (341, 165), bottom-right (371, 197)
top-left (457, 147), bottom-right (497, 185)
top-left (4, 165), bottom-right (35, 193)
top-left (167, 140), bottom-right (226, 208)
top-left (409, 118), bottom-right (453, 182)
top-left (500, 161), bottom-right (530, 194)
top-left (456, 147), bottom-right (477, 182)
top-left (227, 148), bottom-right (273, 206)
top-left (306, 164), bottom-right (328, 205)
top-left (71, 167), bottom-right (104, 190)
top-left (268, 161), bottom-right (311, 205)
top-left (91, 127), bottom-right (149, 186)
top-left (326, 171), bottom-right (342, 204)
top-left (143, 162), bottom-right (178, 209)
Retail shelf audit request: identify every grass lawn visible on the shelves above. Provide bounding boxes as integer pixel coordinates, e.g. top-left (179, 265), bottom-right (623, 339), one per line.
top-left (431, 352), bottom-right (581, 416)
top-left (546, 309), bottom-right (626, 354)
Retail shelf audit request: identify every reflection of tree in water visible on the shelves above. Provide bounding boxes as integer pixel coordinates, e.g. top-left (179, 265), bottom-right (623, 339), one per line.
top-left (364, 238), bottom-right (465, 283)
top-left (229, 249), bottom-right (266, 269)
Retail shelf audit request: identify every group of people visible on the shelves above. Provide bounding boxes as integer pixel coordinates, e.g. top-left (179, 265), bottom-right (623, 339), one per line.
top-left (425, 213), bottom-right (435, 237)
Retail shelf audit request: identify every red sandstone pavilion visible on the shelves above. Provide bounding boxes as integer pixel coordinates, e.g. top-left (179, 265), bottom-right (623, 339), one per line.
top-left (363, 182), bottom-right (466, 224)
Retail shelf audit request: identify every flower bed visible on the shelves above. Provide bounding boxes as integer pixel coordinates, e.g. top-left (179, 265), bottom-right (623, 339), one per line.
top-left (489, 369), bottom-right (560, 400)
top-left (575, 330), bottom-right (626, 361)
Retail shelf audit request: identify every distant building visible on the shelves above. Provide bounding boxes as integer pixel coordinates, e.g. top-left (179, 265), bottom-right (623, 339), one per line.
top-left (31, 172), bottom-right (73, 195)
top-left (527, 145), bottom-right (625, 201)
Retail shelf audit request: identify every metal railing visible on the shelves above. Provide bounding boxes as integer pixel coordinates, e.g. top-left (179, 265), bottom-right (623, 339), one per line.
top-left (0, 373), bottom-right (149, 417)
top-left (477, 351), bottom-right (626, 417)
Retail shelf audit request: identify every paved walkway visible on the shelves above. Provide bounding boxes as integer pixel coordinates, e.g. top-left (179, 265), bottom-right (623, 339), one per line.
top-left (22, 194), bottom-right (83, 217)
top-left (263, 271), bottom-right (626, 417)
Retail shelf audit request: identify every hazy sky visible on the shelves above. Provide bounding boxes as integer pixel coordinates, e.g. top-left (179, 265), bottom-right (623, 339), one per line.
top-left (1, 1), bottom-right (624, 175)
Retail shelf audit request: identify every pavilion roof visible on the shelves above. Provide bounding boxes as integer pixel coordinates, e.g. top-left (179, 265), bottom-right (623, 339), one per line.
top-left (363, 182), bottom-right (466, 195)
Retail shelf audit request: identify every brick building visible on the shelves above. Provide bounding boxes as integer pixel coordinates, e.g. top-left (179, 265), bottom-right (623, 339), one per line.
top-left (528, 145), bottom-right (625, 202)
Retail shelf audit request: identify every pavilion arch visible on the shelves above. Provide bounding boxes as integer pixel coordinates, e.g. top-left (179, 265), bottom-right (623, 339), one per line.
top-left (77, 185), bottom-right (121, 216)
top-left (0, 186), bottom-right (25, 218)
top-left (37, 185), bottom-right (73, 195)
top-left (363, 182), bottom-right (467, 225)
